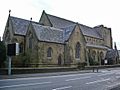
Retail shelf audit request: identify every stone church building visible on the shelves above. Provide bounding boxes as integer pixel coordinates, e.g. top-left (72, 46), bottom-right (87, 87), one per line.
top-left (3, 10), bottom-right (113, 67)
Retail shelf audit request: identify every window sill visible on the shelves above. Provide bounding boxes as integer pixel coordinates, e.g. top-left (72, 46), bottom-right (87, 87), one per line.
top-left (76, 58), bottom-right (80, 60)
top-left (47, 57), bottom-right (52, 59)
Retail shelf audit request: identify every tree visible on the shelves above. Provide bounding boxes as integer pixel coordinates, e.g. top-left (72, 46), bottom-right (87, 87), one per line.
top-left (0, 41), bottom-right (6, 68)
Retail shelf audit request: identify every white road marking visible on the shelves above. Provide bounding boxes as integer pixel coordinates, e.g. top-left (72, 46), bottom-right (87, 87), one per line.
top-left (100, 70), bottom-right (109, 73)
top-left (52, 86), bottom-right (72, 90)
top-left (65, 76), bottom-right (91, 81)
top-left (116, 76), bottom-right (120, 79)
top-left (107, 82), bottom-right (120, 89)
top-left (0, 73), bottom-right (95, 82)
top-left (97, 72), bottom-right (114, 76)
top-left (115, 72), bottom-right (120, 75)
top-left (86, 78), bottom-right (110, 85)
top-left (0, 82), bottom-right (52, 89)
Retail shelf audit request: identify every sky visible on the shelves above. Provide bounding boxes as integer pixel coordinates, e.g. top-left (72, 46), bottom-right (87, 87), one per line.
top-left (0, 0), bottom-right (120, 49)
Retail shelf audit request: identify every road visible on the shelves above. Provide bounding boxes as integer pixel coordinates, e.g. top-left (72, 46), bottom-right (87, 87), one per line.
top-left (0, 68), bottom-right (120, 90)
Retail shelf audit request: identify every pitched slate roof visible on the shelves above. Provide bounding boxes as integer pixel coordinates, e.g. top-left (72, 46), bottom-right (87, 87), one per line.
top-left (79, 24), bottom-right (102, 39)
top-left (47, 14), bottom-right (75, 28)
top-left (9, 13), bottom-right (103, 44)
top-left (9, 16), bottom-right (76, 43)
top-left (62, 24), bottom-right (76, 41)
top-left (32, 23), bottom-right (64, 44)
top-left (47, 14), bottom-right (102, 39)
top-left (10, 16), bottom-right (30, 35)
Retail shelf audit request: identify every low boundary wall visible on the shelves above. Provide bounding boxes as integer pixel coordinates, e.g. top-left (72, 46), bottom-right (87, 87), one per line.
top-left (1, 64), bottom-right (120, 75)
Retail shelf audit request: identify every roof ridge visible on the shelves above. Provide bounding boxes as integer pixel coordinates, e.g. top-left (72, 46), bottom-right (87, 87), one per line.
top-left (10, 16), bottom-right (38, 23)
top-left (47, 14), bottom-right (75, 24)
top-left (10, 16), bottom-right (30, 21)
top-left (79, 23), bottom-right (93, 29)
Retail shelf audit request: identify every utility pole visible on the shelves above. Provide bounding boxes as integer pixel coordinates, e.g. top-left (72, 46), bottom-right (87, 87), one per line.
top-left (8, 57), bottom-right (12, 75)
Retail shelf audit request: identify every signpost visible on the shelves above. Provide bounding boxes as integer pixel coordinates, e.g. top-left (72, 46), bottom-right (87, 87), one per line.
top-left (8, 57), bottom-right (12, 75)
top-left (7, 43), bottom-right (19, 75)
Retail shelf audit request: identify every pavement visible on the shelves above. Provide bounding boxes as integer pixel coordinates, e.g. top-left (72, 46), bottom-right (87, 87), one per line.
top-left (1, 67), bottom-right (120, 80)
top-left (0, 69), bottom-right (94, 80)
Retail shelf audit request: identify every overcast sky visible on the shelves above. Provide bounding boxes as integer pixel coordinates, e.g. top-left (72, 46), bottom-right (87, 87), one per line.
top-left (0, 0), bottom-right (120, 49)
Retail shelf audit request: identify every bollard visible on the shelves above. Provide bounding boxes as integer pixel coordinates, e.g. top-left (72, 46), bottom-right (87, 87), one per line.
top-left (97, 67), bottom-right (98, 72)
top-left (93, 67), bottom-right (94, 72)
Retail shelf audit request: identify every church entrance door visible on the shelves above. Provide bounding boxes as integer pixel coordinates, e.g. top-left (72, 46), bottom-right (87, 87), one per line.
top-left (58, 55), bottom-right (62, 65)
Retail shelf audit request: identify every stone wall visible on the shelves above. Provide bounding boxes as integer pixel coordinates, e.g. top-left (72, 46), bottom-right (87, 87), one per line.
top-left (38, 42), bottom-right (64, 66)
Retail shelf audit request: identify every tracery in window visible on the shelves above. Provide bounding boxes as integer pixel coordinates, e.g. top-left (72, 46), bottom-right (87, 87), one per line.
top-left (75, 42), bottom-right (80, 59)
top-left (47, 47), bottom-right (52, 58)
top-left (29, 33), bottom-right (33, 49)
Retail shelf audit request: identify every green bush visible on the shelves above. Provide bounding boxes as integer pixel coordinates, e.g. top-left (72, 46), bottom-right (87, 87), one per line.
top-left (89, 56), bottom-right (99, 66)
top-left (0, 41), bottom-right (6, 68)
top-left (93, 61), bottom-right (99, 65)
top-left (90, 59), bottom-right (99, 66)
top-left (77, 62), bottom-right (87, 69)
top-left (13, 52), bottom-right (31, 67)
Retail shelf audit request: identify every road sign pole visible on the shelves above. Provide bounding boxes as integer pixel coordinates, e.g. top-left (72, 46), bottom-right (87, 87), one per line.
top-left (8, 56), bottom-right (12, 75)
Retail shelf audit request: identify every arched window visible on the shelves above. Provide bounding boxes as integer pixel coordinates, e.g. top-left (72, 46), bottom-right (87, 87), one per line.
top-left (75, 42), bottom-right (80, 58)
top-left (100, 52), bottom-right (104, 61)
top-left (58, 54), bottom-right (62, 65)
top-left (29, 34), bottom-right (32, 49)
top-left (47, 47), bottom-right (52, 57)
top-left (100, 52), bottom-right (104, 65)
top-left (97, 51), bottom-right (100, 62)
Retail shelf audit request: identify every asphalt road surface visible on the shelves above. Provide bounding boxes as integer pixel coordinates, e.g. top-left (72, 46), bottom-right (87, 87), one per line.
top-left (0, 69), bottom-right (120, 90)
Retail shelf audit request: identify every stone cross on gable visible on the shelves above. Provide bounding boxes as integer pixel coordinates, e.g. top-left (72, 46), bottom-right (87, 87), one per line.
top-left (9, 10), bottom-right (11, 16)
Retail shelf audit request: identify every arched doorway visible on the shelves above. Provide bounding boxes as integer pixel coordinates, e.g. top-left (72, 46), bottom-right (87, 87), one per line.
top-left (97, 51), bottom-right (100, 65)
top-left (100, 52), bottom-right (104, 65)
top-left (75, 42), bottom-right (80, 59)
top-left (92, 50), bottom-right (96, 61)
top-left (58, 54), bottom-right (62, 65)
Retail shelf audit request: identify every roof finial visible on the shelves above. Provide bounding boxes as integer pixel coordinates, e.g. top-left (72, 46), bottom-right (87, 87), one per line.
top-left (30, 17), bottom-right (32, 21)
top-left (43, 10), bottom-right (45, 13)
top-left (9, 10), bottom-right (11, 16)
